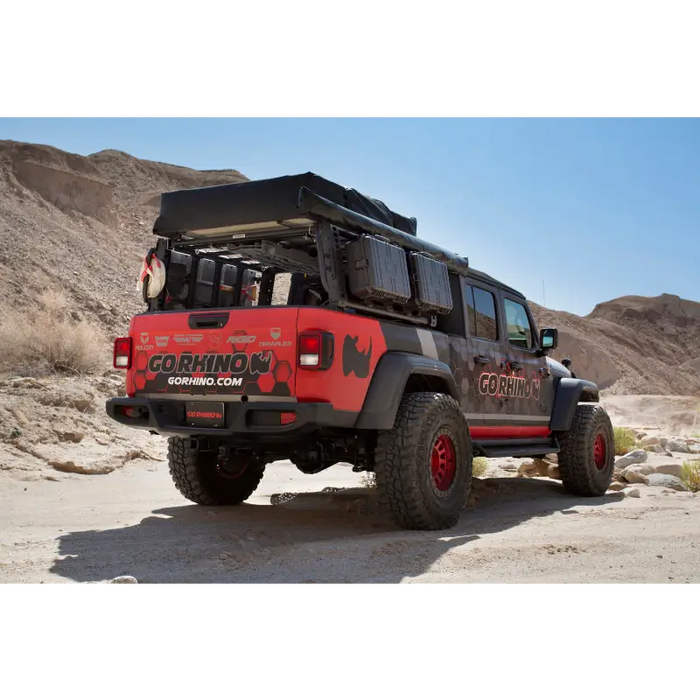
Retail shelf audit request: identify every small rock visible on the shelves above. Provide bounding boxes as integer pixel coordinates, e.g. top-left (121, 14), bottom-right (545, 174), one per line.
top-left (659, 437), bottom-right (668, 448)
top-left (49, 460), bottom-right (115, 475)
top-left (652, 444), bottom-right (666, 454)
top-left (654, 463), bottom-right (683, 479)
top-left (615, 449), bottom-right (648, 469)
top-left (10, 407), bottom-right (30, 428)
top-left (499, 462), bottom-right (517, 472)
top-left (666, 439), bottom-right (690, 454)
top-left (57, 431), bottom-right (85, 444)
top-left (620, 467), bottom-right (650, 485)
top-left (517, 461), bottom-right (537, 476)
top-left (110, 576), bottom-right (138, 584)
top-left (72, 398), bottom-right (94, 413)
top-left (544, 453), bottom-right (558, 464)
top-left (547, 464), bottom-right (561, 480)
top-left (622, 488), bottom-right (641, 498)
top-left (533, 458), bottom-right (550, 477)
top-left (646, 473), bottom-right (688, 491)
top-left (640, 436), bottom-right (659, 447)
top-left (636, 431), bottom-right (647, 440)
top-left (607, 482), bottom-right (626, 491)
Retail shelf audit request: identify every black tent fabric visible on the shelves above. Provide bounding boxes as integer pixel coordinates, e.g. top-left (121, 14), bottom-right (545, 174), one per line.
top-left (153, 172), bottom-right (417, 237)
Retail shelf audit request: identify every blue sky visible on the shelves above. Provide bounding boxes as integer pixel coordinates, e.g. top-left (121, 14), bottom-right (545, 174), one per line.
top-left (1, 118), bottom-right (697, 315)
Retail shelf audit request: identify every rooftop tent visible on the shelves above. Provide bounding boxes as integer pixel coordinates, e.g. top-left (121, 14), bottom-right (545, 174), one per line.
top-left (153, 172), bottom-right (418, 239)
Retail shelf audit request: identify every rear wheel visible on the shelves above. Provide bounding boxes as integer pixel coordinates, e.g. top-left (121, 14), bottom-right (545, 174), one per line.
top-left (558, 403), bottom-right (615, 496)
top-left (374, 392), bottom-right (472, 530)
top-left (168, 437), bottom-right (265, 506)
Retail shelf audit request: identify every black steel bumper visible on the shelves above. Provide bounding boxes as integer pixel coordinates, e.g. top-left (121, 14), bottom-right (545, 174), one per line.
top-left (105, 397), bottom-right (357, 437)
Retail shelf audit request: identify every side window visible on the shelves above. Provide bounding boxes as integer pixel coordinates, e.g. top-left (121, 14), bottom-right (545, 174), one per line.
top-left (466, 285), bottom-right (498, 341)
top-left (504, 298), bottom-right (534, 349)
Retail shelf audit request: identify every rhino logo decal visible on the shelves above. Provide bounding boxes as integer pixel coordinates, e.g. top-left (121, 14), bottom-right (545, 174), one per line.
top-left (342, 335), bottom-right (372, 378)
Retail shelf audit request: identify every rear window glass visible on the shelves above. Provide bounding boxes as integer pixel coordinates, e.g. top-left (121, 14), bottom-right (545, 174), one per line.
top-left (466, 285), bottom-right (498, 341)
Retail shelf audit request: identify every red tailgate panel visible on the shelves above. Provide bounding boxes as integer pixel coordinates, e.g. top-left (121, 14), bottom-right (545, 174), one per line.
top-left (126, 308), bottom-right (299, 398)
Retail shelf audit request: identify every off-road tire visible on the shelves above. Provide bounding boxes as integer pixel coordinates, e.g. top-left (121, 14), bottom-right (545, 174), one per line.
top-left (374, 392), bottom-right (472, 530)
top-left (168, 437), bottom-right (265, 506)
top-left (558, 403), bottom-right (615, 496)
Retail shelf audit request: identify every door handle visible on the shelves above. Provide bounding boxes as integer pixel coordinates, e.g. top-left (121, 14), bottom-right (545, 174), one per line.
top-left (474, 355), bottom-right (489, 365)
top-left (188, 312), bottom-right (230, 329)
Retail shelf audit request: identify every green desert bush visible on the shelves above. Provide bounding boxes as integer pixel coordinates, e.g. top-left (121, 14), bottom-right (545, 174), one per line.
top-left (472, 457), bottom-right (489, 477)
top-left (613, 427), bottom-right (638, 456)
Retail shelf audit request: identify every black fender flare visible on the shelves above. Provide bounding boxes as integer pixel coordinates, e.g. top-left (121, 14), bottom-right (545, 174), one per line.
top-left (549, 378), bottom-right (600, 432)
top-left (355, 352), bottom-right (460, 430)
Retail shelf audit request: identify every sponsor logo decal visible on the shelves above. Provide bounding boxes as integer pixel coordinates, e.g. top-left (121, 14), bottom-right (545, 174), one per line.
top-left (477, 371), bottom-right (540, 400)
top-left (155, 335), bottom-right (169, 347)
top-left (342, 335), bottom-right (372, 378)
top-left (208, 333), bottom-right (222, 349)
top-left (148, 351), bottom-right (273, 377)
top-left (227, 334), bottom-right (256, 344)
top-left (258, 327), bottom-right (291, 348)
top-left (174, 334), bottom-right (204, 345)
top-left (140, 333), bottom-right (149, 344)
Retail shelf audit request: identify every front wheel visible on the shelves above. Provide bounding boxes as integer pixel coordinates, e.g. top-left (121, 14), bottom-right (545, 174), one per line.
top-left (558, 403), bottom-right (615, 496)
top-left (168, 438), bottom-right (265, 506)
top-left (374, 392), bottom-right (472, 530)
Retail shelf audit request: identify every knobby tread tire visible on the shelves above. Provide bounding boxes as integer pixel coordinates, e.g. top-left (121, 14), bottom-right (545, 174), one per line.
top-left (374, 392), bottom-right (472, 530)
top-left (168, 437), bottom-right (265, 506)
top-left (558, 403), bottom-right (615, 496)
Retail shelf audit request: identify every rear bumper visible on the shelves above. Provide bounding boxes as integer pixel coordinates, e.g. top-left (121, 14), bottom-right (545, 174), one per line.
top-left (105, 397), bottom-right (357, 437)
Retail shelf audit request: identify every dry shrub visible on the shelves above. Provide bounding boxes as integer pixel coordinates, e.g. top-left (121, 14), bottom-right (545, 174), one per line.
top-left (472, 456), bottom-right (489, 477)
top-left (681, 460), bottom-right (700, 493)
top-left (0, 292), bottom-right (106, 375)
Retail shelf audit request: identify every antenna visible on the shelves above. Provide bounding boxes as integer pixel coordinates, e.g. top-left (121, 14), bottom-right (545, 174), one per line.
top-left (542, 280), bottom-right (546, 308)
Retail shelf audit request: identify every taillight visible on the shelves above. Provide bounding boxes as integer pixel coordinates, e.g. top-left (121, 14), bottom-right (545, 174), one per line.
top-left (113, 337), bottom-right (132, 370)
top-left (297, 331), bottom-right (333, 370)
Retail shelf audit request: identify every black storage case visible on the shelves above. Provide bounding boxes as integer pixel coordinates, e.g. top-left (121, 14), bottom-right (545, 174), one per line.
top-left (409, 252), bottom-right (453, 314)
top-left (346, 236), bottom-right (411, 304)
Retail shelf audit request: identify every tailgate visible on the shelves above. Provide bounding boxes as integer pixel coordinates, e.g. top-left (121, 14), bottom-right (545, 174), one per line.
top-left (126, 308), bottom-right (299, 398)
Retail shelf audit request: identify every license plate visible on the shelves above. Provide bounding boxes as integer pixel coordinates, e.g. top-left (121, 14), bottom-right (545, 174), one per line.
top-left (185, 402), bottom-right (225, 428)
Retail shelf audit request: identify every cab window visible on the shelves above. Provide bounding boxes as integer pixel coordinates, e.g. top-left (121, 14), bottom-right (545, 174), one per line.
top-left (465, 285), bottom-right (498, 341)
top-left (504, 298), bottom-right (534, 349)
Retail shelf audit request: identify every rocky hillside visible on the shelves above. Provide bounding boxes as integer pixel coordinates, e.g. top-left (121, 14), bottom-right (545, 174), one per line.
top-left (0, 139), bottom-right (697, 396)
top-left (531, 294), bottom-right (700, 395)
top-left (0, 140), bottom-right (246, 336)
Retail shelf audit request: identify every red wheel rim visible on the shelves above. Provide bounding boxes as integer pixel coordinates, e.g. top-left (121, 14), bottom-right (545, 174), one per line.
top-left (431, 433), bottom-right (457, 491)
top-left (593, 433), bottom-right (607, 470)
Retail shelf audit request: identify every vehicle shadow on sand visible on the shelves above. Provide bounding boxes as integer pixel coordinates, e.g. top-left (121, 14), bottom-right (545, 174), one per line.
top-left (51, 478), bottom-right (624, 583)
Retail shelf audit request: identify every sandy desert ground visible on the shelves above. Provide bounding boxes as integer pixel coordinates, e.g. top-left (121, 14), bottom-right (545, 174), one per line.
top-left (1, 394), bottom-right (698, 584)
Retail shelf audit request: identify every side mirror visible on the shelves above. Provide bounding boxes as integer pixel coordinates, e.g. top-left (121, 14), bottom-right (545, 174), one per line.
top-left (540, 328), bottom-right (558, 351)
